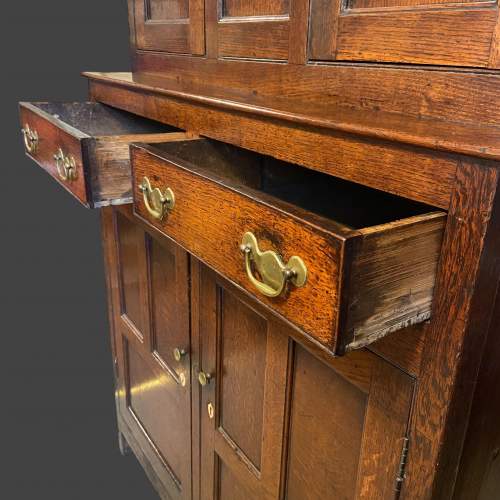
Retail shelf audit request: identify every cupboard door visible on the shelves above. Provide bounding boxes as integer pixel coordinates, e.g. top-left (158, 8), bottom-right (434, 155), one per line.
top-left (103, 206), bottom-right (192, 500)
top-left (134, 0), bottom-right (205, 54)
top-left (196, 264), bottom-right (416, 499)
top-left (208, 0), bottom-right (309, 62)
top-left (309, 0), bottom-right (500, 68)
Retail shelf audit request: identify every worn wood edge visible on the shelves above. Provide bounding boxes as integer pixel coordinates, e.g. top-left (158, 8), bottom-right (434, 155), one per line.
top-left (95, 131), bottom-right (196, 143)
top-left (356, 211), bottom-right (447, 236)
top-left (82, 71), bottom-right (500, 161)
top-left (346, 213), bottom-right (446, 350)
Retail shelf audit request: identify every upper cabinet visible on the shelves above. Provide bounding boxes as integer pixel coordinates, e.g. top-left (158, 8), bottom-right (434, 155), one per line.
top-left (207, 0), bottom-right (309, 62)
top-left (130, 0), bottom-right (500, 67)
top-left (133, 0), bottom-right (205, 54)
top-left (309, 0), bottom-right (500, 67)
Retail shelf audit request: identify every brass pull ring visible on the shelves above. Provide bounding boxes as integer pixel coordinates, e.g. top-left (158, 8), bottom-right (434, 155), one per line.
top-left (54, 148), bottom-right (77, 182)
top-left (139, 177), bottom-right (175, 221)
top-left (240, 232), bottom-right (307, 298)
top-left (22, 124), bottom-right (39, 153)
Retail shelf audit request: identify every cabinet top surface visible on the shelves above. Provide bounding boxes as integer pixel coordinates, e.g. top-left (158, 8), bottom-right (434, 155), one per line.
top-left (84, 71), bottom-right (500, 163)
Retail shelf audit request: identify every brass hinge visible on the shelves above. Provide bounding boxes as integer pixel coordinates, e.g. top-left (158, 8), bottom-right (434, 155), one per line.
top-left (395, 437), bottom-right (410, 498)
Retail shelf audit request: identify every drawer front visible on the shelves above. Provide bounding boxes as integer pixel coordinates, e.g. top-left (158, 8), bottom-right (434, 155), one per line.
top-left (132, 146), bottom-right (346, 351)
top-left (20, 104), bottom-right (88, 205)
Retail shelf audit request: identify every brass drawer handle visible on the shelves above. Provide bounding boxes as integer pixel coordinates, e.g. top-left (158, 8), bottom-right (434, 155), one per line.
top-left (54, 148), bottom-right (77, 182)
top-left (240, 232), bottom-right (307, 298)
top-left (21, 124), bottom-right (39, 153)
top-left (139, 177), bottom-right (175, 221)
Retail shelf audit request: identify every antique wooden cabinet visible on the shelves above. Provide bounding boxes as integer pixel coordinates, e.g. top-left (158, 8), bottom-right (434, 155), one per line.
top-left (19, 0), bottom-right (500, 498)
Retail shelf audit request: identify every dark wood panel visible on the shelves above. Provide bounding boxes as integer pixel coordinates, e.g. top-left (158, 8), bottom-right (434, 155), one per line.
top-left (150, 237), bottom-right (180, 368)
top-left (218, 20), bottom-right (289, 60)
top-left (198, 267), bottom-right (290, 500)
top-left (336, 9), bottom-right (498, 67)
top-left (218, 459), bottom-right (256, 499)
top-left (355, 361), bottom-right (414, 498)
top-left (105, 206), bottom-right (192, 500)
top-left (223, 0), bottom-right (289, 16)
top-left (309, 0), bottom-right (499, 67)
top-left (285, 345), bottom-right (367, 499)
top-left (148, 0), bottom-right (189, 20)
top-left (117, 212), bottom-right (149, 337)
top-left (219, 288), bottom-right (268, 469)
top-left (134, 0), bottom-right (205, 54)
top-left (127, 342), bottom-right (190, 489)
top-left (197, 265), bottom-right (415, 500)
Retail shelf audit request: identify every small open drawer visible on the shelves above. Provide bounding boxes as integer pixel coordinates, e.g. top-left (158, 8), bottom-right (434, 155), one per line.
top-left (131, 139), bottom-right (446, 355)
top-left (19, 102), bottom-right (188, 207)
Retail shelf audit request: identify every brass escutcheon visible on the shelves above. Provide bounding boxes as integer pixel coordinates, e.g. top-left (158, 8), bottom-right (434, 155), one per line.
top-left (139, 176), bottom-right (175, 221)
top-left (240, 232), bottom-right (307, 298)
top-left (54, 148), bottom-right (77, 182)
top-left (22, 124), bottom-right (39, 154)
top-left (207, 402), bottom-right (215, 419)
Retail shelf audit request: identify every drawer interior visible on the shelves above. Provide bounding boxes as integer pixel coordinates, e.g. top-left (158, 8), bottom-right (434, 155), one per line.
top-left (150, 139), bottom-right (437, 229)
top-left (30, 102), bottom-right (176, 137)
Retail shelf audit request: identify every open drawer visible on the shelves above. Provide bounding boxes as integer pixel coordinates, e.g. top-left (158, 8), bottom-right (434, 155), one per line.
top-left (131, 139), bottom-right (446, 355)
top-left (19, 102), bottom-right (189, 207)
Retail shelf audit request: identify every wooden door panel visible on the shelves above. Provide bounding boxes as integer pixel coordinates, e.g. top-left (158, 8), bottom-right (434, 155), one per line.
top-left (309, 0), bottom-right (500, 67)
top-left (223, 0), bottom-right (289, 16)
top-left (117, 213), bottom-right (149, 338)
top-left (219, 289), bottom-right (268, 469)
top-left (197, 265), bottom-right (415, 500)
top-left (212, 0), bottom-right (309, 62)
top-left (148, 0), bottom-right (189, 20)
top-left (285, 346), bottom-right (367, 499)
top-left (125, 339), bottom-right (190, 487)
top-left (106, 207), bottom-right (192, 500)
top-left (198, 268), bottom-right (289, 500)
top-left (149, 236), bottom-right (190, 376)
top-left (134, 0), bottom-right (205, 54)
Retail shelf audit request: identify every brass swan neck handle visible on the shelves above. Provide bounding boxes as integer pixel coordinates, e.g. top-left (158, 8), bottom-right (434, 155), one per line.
top-left (240, 232), bottom-right (307, 298)
top-left (139, 176), bottom-right (175, 221)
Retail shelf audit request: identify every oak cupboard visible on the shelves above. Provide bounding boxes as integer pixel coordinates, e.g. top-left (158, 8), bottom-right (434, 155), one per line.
top-left (17, 0), bottom-right (500, 497)
top-left (102, 205), bottom-right (415, 500)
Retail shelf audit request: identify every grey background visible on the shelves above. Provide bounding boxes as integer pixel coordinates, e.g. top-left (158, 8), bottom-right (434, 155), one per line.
top-left (2, 1), bottom-right (158, 498)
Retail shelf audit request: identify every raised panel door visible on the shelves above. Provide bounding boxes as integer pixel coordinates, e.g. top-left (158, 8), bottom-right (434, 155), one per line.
top-left (134, 0), bottom-right (205, 54)
top-left (207, 0), bottom-right (309, 62)
top-left (309, 0), bottom-right (500, 67)
top-left (195, 263), bottom-right (416, 499)
top-left (102, 206), bottom-right (192, 500)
